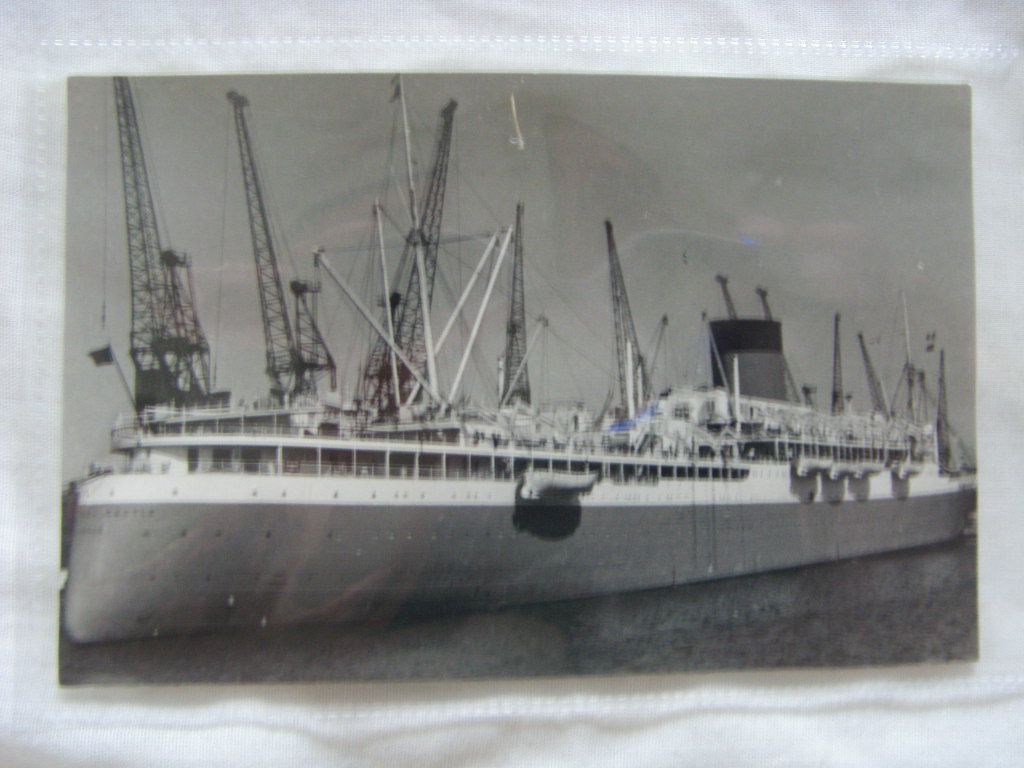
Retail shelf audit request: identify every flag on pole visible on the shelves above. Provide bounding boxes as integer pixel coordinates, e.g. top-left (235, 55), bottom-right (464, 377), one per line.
top-left (88, 345), bottom-right (114, 366)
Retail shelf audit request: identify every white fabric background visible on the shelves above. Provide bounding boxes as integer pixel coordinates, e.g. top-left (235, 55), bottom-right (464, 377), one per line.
top-left (2, 2), bottom-right (1023, 765)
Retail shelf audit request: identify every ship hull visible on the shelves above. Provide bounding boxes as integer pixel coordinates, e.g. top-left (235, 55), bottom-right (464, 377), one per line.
top-left (63, 472), bottom-right (974, 642)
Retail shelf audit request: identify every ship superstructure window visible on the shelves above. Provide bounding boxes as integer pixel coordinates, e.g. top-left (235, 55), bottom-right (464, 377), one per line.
top-left (322, 449), bottom-right (352, 475)
top-left (390, 452), bottom-right (416, 478)
top-left (211, 447), bottom-right (232, 471)
top-left (241, 448), bottom-right (261, 473)
top-left (469, 455), bottom-right (492, 479)
top-left (419, 453), bottom-right (443, 479)
top-left (283, 447), bottom-right (317, 474)
top-left (446, 454), bottom-right (468, 479)
top-left (187, 448), bottom-right (199, 473)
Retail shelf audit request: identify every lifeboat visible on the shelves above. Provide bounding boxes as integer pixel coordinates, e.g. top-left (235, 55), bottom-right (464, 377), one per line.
top-left (828, 461), bottom-right (886, 480)
top-left (892, 462), bottom-right (923, 480)
top-left (793, 456), bottom-right (833, 477)
top-left (519, 470), bottom-right (598, 500)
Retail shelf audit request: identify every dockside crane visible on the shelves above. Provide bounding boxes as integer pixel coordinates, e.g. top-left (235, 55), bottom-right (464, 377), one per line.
top-left (362, 94), bottom-right (458, 416)
top-left (228, 90), bottom-right (335, 400)
top-left (755, 286), bottom-right (772, 320)
top-left (715, 274), bottom-right (738, 319)
top-left (857, 331), bottom-right (888, 416)
top-left (113, 76), bottom-right (212, 409)
top-left (292, 254), bottom-right (337, 393)
top-left (500, 201), bottom-right (531, 406)
top-left (606, 220), bottom-right (650, 418)
top-left (831, 313), bottom-right (844, 415)
top-left (885, 290), bottom-right (936, 423)
top-left (935, 349), bottom-right (952, 471)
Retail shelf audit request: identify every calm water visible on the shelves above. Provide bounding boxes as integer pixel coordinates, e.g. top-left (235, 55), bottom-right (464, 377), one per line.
top-left (60, 535), bottom-right (977, 685)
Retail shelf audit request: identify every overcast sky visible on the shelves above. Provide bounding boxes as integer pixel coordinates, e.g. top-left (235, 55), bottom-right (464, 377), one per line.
top-left (63, 73), bottom-right (974, 479)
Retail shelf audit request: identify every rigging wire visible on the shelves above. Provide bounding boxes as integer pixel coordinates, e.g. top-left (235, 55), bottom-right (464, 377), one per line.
top-left (101, 81), bottom-right (110, 333)
top-left (132, 82), bottom-right (174, 253)
top-left (211, 102), bottom-right (232, 389)
top-left (545, 324), bottom-right (617, 383)
top-left (247, 107), bottom-right (301, 280)
top-left (323, 101), bottom-right (411, 400)
top-left (522, 256), bottom-right (617, 380)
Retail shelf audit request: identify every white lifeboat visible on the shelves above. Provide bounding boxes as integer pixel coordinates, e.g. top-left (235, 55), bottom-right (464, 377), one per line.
top-left (793, 456), bottom-right (833, 477)
top-left (520, 470), bottom-right (598, 500)
top-left (892, 462), bottom-right (923, 480)
top-left (829, 461), bottom-right (887, 480)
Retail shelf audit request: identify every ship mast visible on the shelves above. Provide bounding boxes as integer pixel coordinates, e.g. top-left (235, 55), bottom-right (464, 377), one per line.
top-left (113, 76), bottom-right (211, 409)
top-left (606, 220), bottom-right (649, 418)
top-left (887, 289), bottom-right (922, 422)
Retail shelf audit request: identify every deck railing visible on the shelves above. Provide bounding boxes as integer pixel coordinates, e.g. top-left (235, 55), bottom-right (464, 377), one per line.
top-left (113, 416), bottom-right (921, 456)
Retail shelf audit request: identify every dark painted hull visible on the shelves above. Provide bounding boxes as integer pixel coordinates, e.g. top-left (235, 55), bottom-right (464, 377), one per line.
top-left (63, 485), bottom-right (974, 642)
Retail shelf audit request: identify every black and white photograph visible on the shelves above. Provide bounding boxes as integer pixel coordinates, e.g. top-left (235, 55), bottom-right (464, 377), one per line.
top-left (60, 72), bottom-right (977, 685)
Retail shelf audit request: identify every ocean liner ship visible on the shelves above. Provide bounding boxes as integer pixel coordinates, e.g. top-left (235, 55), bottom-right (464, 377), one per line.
top-left (61, 78), bottom-right (976, 643)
